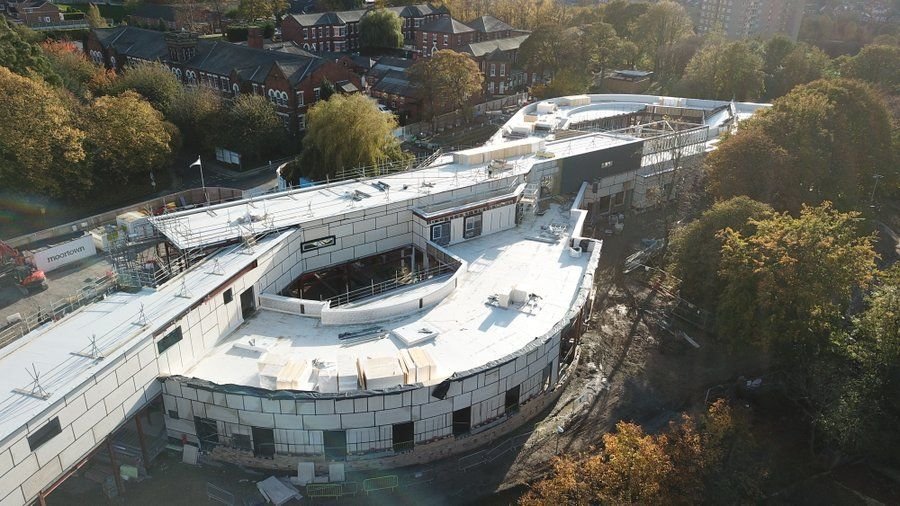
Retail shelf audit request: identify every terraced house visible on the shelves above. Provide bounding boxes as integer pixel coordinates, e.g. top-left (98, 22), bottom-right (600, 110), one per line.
top-left (84, 26), bottom-right (361, 132)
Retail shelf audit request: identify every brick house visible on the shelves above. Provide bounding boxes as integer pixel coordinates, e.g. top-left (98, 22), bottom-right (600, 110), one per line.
top-left (3, 0), bottom-right (61, 27)
top-left (85, 26), bottom-right (361, 132)
top-left (460, 34), bottom-right (529, 96)
top-left (282, 3), bottom-right (449, 53)
top-left (465, 15), bottom-right (514, 41)
top-left (414, 16), bottom-right (475, 57)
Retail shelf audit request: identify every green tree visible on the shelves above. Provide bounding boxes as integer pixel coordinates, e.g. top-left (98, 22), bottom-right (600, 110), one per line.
top-left (842, 44), bottom-right (900, 93)
top-left (108, 62), bottom-right (182, 114)
top-left (86, 3), bottom-right (108, 28)
top-left (677, 40), bottom-right (765, 101)
top-left (359, 8), bottom-right (403, 50)
top-left (717, 202), bottom-right (877, 353)
top-left (763, 35), bottom-right (796, 75)
top-left (84, 91), bottom-right (175, 185)
top-left (0, 66), bottom-right (87, 197)
top-left (705, 78), bottom-right (896, 212)
top-left (408, 49), bottom-right (483, 123)
top-left (669, 197), bottom-right (773, 313)
top-left (517, 24), bottom-right (569, 80)
top-left (166, 88), bottom-right (222, 151)
top-left (217, 94), bottom-right (286, 163)
top-left (764, 43), bottom-right (832, 99)
top-left (0, 17), bottom-right (60, 85)
top-left (532, 68), bottom-right (591, 99)
top-left (632, 1), bottom-right (693, 77)
top-left (577, 22), bottom-right (626, 79)
top-left (602, 0), bottom-right (648, 38)
top-left (298, 93), bottom-right (406, 180)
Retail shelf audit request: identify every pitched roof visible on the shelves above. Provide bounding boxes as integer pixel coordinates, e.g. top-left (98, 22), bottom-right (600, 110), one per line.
top-left (93, 26), bottom-right (326, 86)
top-left (466, 15), bottom-right (512, 33)
top-left (130, 4), bottom-right (177, 22)
top-left (372, 69), bottom-right (416, 97)
top-left (420, 16), bottom-right (474, 34)
top-left (461, 34), bottom-right (529, 57)
top-left (388, 4), bottom-right (448, 18)
top-left (93, 26), bottom-right (169, 61)
top-left (288, 8), bottom-right (367, 26)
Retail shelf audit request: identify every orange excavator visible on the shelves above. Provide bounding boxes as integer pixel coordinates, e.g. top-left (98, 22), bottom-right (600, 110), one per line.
top-left (0, 240), bottom-right (47, 294)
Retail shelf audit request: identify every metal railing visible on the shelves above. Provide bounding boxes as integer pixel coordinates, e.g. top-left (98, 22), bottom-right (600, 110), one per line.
top-left (0, 272), bottom-right (119, 350)
top-left (326, 263), bottom-right (455, 308)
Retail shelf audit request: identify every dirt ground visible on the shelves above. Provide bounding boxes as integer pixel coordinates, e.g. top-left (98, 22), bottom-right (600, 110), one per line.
top-left (47, 206), bottom-right (900, 505)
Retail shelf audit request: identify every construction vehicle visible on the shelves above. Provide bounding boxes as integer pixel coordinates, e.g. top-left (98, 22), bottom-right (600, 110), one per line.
top-left (0, 240), bottom-right (48, 294)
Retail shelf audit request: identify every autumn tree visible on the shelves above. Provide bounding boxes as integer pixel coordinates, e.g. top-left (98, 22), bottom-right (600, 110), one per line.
top-left (842, 44), bottom-right (900, 93)
top-left (677, 39), bottom-right (765, 101)
top-left (669, 197), bottom-right (773, 313)
top-left (85, 3), bottom-right (108, 28)
top-left (408, 49), bottom-right (483, 124)
top-left (298, 93), bottom-right (407, 180)
top-left (217, 94), bottom-right (286, 163)
top-left (705, 78), bottom-right (895, 212)
top-left (359, 8), bottom-right (403, 50)
top-left (237, 0), bottom-right (286, 22)
top-left (83, 91), bottom-right (175, 185)
top-left (0, 66), bottom-right (87, 197)
top-left (521, 401), bottom-right (764, 505)
top-left (166, 87), bottom-right (222, 151)
top-left (717, 202), bottom-right (877, 354)
top-left (0, 17), bottom-right (60, 85)
top-left (41, 41), bottom-right (109, 100)
top-left (108, 62), bottom-right (183, 114)
top-left (632, 1), bottom-right (693, 78)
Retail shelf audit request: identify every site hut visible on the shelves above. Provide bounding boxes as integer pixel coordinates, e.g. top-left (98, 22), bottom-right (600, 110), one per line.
top-left (0, 94), bottom-right (768, 504)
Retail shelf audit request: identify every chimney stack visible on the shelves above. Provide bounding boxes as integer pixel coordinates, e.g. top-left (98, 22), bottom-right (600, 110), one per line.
top-left (248, 27), bottom-right (264, 50)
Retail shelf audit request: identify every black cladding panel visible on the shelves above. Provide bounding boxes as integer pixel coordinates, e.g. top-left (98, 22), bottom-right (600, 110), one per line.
top-left (558, 140), bottom-right (644, 194)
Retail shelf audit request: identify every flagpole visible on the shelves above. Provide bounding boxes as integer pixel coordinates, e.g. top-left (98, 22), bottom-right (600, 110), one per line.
top-left (192, 156), bottom-right (209, 207)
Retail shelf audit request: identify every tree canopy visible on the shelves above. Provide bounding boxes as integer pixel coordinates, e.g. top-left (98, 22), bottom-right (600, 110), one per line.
top-left (677, 39), bottom-right (765, 101)
top-left (83, 91), bottom-right (175, 185)
top-left (669, 196), bottom-right (773, 312)
top-left (86, 3), bottom-right (108, 28)
top-left (842, 44), bottom-right (900, 93)
top-left (632, 1), bottom-right (694, 79)
top-left (0, 66), bottom-right (87, 197)
top-left (217, 94), bottom-right (286, 163)
top-left (705, 78), bottom-right (896, 212)
top-left (298, 93), bottom-right (406, 180)
top-left (41, 41), bottom-right (110, 100)
top-left (166, 87), bottom-right (222, 152)
top-left (408, 50), bottom-right (483, 121)
top-left (359, 8), bottom-right (403, 50)
top-left (0, 17), bottom-right (60, 85)
top-left (520, 400), bottom-right (764, 505)
top-left (717, 202), bottom-right (877, 353)
top-left (107, 62), bottom-right (183, 114)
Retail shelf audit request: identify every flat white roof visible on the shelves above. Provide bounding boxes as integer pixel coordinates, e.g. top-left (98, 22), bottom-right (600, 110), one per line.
top-left (150, 133), bottom-right (635, 251)
top-left (185, 205), bottom-right (591, 388)
top-left (0, 232), bottom-right (291, 443)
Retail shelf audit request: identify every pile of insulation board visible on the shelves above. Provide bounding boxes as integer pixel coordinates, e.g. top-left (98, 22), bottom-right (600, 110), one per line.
top-left (257, 353), bottom-right (315, 391)
top-left (399, 348), bottom-right (436, 384)
top-left (360, 357), bottom-right (405, 390)
top-left (337, 355), bottom-right (359, 392)
top-left (453, 138), bottom-right (543, 165)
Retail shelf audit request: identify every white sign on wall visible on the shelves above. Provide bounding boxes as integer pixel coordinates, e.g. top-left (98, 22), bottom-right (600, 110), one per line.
top-left (32, 235), bottom-right (97, 273)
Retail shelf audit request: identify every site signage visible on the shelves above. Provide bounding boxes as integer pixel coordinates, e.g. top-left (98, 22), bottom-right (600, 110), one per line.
top-left (32, 235), bottom-right (97, 273)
